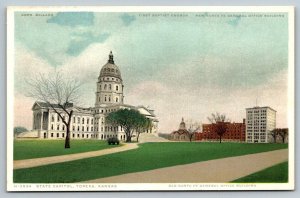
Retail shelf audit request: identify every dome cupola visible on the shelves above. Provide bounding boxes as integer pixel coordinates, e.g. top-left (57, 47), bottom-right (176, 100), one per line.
top-left (99, 51), bottom-right (122, 81)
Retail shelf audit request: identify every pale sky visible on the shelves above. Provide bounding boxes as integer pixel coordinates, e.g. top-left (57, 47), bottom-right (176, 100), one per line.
top-left (14, 12), bottom-right (289, 133)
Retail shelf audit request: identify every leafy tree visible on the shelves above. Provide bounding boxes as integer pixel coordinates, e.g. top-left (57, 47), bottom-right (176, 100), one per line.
top-left (27, 72), bottom-right (81, 149)
top-left (135, 118), bottom-right (152, 142)
top-left (14, 126), bottom-right (28, 135)
top-left (270, 129), bottom-right (278, 143)
top-left (207, 112), bottom-right (229, 143)
top-left (106, 109), bottom-right (149, 142)
top-left (277, 128), bottom-right (288, 143)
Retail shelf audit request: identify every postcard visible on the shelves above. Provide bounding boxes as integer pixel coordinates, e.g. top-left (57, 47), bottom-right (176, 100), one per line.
top-left (7, 6), bottom-right (294, 191)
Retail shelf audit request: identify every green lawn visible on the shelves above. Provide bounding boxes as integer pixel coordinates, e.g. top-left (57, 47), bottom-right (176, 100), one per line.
top-left (232, 161), bottom-right (288, 183)
top-left (14, 139), bottom-right (121, 160)
top-left (13, 142), bottom-right (288, 183)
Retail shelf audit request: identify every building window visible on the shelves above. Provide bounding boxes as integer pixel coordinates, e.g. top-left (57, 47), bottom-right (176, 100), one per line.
top-left (77, 134), bottom-right (80, 138)
top-left (109, 84), bottom-right (112, 90)
top-left (51, 124), bottom-right (53, 130)
top-left (87, 118), bottom-right (89, 124)
top-left (104, 84), bottom-right (107, 90)
top-left (116, 85), bottom-right (119, 91)
top-left (87, 134), bottom-right (89, 138)
top-left (91, 119), bottom-right (94, 124)
top-left (57, 125), bottom-right (60, 131)
top-left (57, 116), bottom-right (60, 122)
top-left (82, 118), bottom-right (85, 124)
top-left (51, 115), bottom-right (54, 122)
top-left (77, 126), bottom-right (80, 131)
top-left (100, 85), bottom-right (101, 90)
top-left (51, 133), bottom-right (54, 137)
top-left (62, 125), bottom-right (65, 131)
top-left (87, 127), bottom-right (89, 131)
top-left (82, 134), bottom-right (84, 138)
top-left (82, 126), bottom-right (84, 132)
top-left (62, 133), bottom-right (65, 138)
top-left (109, 96), bottom-right (111, 102)
top-left (105, 96), bottom-right (107, 102)
top-left (72, 133), bottom-right (75, 138)
top-left (91, 127), bottom-right (93, 131)
top-left (73, 117), bottom-right (75, 123)
top-left (57, 133), bottom-right (59, 138)
top-left (77, 117), bottom-right (80, 124)
top-left (73, 126), bottom-right (75, 131)
top-left (116, 97), bottom-right (118, 102)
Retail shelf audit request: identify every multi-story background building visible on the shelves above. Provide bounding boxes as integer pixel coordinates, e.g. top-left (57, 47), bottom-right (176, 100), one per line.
top-left (195, 119), bottom-right (246, 142)
top-left (245, 106), bottom-right (276, 143)
top-left (29, 52), bottom-right (158, 140)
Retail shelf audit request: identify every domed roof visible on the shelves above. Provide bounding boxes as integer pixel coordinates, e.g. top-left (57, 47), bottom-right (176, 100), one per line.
top-left (99, 51), bottom-right (122, 80)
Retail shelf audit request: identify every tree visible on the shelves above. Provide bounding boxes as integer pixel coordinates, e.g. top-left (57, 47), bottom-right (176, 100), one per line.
top-left (135, 118), bottom-right (152, 142)
top-left (106, 109), bottom-right (148, 142)
top-left (277, 128), bottom-right (288, 143)
top-left (270, 129), bottom-right (278, 143)
top-left (26, 72), bottom-right (81, 149)
top-left (186, 120), bottom-right (201, 142)
top-left (207, 112), bottom-right (229, 143)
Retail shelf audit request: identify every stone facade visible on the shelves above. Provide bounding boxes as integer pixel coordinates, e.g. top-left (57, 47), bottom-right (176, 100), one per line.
top-left (246, 106), bottom-right (276, 143)
top-left (29, 52), bottom-right (158, 140)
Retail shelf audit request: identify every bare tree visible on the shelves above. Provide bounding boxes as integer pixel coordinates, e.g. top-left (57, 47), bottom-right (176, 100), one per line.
top-left (186, 120), bottom-right (201, 142)
top-left (26, 72), bottom-right (81, 148)
top-left (207, 112), bottom-right (229, 143)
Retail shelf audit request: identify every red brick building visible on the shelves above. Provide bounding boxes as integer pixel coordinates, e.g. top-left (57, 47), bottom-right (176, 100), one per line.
top-left (195, 119), bottom-right (246, 142)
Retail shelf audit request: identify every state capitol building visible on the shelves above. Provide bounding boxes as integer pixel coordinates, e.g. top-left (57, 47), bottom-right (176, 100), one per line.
top-left (30, 52), bottom-right (159, 140)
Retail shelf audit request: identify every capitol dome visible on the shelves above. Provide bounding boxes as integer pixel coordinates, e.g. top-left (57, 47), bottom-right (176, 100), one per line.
top-left (99, 51), bottom-right (122, 81)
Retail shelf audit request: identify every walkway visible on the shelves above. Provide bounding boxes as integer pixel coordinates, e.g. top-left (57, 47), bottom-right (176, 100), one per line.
top-left (84, 149), bottom-right (288, 183)
top-left (14, 143), bottom-right (138, 170)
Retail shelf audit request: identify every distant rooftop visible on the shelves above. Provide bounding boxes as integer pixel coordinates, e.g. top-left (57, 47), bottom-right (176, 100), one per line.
top-left (246, 106), bottom-right (277, 112)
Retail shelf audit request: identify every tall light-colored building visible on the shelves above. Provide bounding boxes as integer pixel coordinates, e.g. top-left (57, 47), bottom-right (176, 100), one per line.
top-left (245, 106), bottom-right (276, 143)
top-left (29, 52), bottom-right (158, 140)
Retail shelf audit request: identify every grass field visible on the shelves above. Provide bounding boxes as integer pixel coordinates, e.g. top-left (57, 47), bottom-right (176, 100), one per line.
top-left (232, 161), bottom-right (288, 183)
top-left (13, 142), bottom-right (288, 183)
top-left (14, 139), bottom-right (121, 160)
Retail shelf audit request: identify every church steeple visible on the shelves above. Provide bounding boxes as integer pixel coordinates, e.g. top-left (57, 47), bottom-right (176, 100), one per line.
top-left (108, 51), bottom-right (114, 64)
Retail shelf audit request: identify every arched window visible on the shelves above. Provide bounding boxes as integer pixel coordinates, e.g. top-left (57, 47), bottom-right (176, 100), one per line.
top-left (104, 84), bottom-right (107, 90)
top-left (82, 126), bottom-right (84, 131)
top-left (57, 116), bottom-right (60, 122)
top-left (57, 125), bottom-right (60, 130)
top-left (77, 117), bottom-right (80, 124)
top-left (62, 125), bottom-right (65, 130)
top-left (109, 96), bottom-right (111, 102)
top-left (105, 96), bottom-right (107, 102)
top-left (72, 126), bottom-right (75, 131)
top-left (87, 127), bottom-right (89, 131)
top-left (51, 124), bottom-right (53, 130)
top-left (77, 126), bottom-right (79, 131)
top-left (116, 85), bottom-right (119, 91)
top-left (51, 115), bottom-right (54, 122)
top-left (82, 118), bottom-right (84, 124)
top-left (109, 84), bottom-right (112, 90)
top-left (116, 97), bottom-right (118, 102)
top-left (87, 118), bottom-right (89, 124)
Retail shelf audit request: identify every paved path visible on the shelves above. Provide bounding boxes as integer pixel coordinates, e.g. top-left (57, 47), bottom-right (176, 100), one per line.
top-left (14, 143), bottom-right (138, 170)
top-left (84, 149), bottom-right (288, 183)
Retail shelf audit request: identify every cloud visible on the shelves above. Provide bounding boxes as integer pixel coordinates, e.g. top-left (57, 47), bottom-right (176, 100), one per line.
top-left (47, 12), bottom-right (94, 27)
top-left (67, 32), bottom-right (110, 56)
top-left (120, 13), bottom-right (136, 26)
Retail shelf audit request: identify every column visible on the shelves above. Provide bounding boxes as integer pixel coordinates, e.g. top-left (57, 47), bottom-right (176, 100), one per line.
top-left (40, 110), bottom-right (44, 130)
